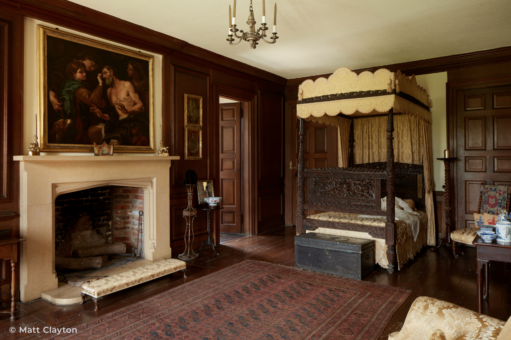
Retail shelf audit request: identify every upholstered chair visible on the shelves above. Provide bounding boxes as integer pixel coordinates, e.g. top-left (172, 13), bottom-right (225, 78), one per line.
top-left (450, 185), bottom-right (509, 257)
top-left (388, 296), bottom-right (510, 340)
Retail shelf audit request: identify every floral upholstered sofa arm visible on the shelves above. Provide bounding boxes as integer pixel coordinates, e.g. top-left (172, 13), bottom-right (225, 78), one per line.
top-left (388, 296), bottom-right (509, 340)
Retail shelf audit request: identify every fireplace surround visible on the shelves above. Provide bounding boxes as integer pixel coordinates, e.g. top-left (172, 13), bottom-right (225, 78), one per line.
top-left (14, 155), bottom-right (179, 302)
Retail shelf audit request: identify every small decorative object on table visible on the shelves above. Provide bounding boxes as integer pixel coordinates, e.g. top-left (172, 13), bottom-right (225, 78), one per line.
top-left (93, 142), bottom-right (114, 156)
top-left (197, 180), bottom-right (214, 204)
top-left (204, 197), bottom-right (222, 207)
top-left (179, 170), bottom-right (199, 261)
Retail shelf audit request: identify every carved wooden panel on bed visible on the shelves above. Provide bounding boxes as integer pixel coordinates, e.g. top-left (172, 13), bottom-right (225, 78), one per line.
top-left (303, 167), bottom-right (386, 216)
top-left (354, 162), bottom-right (426, 210)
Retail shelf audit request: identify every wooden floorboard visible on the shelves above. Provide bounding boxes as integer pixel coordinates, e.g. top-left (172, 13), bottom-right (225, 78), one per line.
top-left (1, 226), bottom-right (510, 339)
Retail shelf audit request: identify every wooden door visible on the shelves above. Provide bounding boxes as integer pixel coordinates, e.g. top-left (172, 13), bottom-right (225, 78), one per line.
top-left (292, 119), bottom-right (338, 225)
top-left (219, 103), bottom-right (242, 233)
top-left (456, 86), bottom-right (511, 230)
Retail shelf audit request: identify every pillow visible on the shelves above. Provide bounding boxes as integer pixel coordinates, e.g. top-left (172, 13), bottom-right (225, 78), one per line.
top-left (483, 213), bottom-right (498, 226)
top-left (403, 199), bottom-right (416, 211)
top-left (474, 213), bottom-right (485, 228)
top-left (428, 329), bottom-right (446, 340)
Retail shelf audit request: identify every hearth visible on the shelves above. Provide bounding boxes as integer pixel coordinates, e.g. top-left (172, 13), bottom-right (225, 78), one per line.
top-left (14, 155), bottom-right (179, 302)
top-left (54, 186), bottom-right (145, 275)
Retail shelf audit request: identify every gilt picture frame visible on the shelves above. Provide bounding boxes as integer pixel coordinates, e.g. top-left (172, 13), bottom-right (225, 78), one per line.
top-left (184, 126), bottom-right (202, 160)
top-left (38, 25), bottom-right (155, 153)
top-left (184, 94), bottom-right (203, 127)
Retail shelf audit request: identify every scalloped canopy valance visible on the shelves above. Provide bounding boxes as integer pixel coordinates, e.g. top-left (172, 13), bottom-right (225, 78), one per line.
top-left (297, 67), bottom-right (432, 124)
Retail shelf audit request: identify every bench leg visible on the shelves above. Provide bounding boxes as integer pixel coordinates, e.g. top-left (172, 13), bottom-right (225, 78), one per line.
top-left (182, 268), bottom-right (187, 279)
top-left (93, 297), bottom-right (99, 312)
top-left (80, 293), bottom-right (86, 304)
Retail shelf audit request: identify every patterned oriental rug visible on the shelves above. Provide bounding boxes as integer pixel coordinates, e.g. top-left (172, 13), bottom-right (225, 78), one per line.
top-left (48, 260), bottom-right (410, 340)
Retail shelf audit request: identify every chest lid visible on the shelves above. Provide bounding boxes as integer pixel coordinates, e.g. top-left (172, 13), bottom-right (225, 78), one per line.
top-left (295, 233), bottom-right (374, 253)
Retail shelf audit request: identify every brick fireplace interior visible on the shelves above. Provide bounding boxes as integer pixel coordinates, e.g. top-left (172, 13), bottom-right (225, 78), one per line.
top-left (55, 186), bottom-right (145, 275)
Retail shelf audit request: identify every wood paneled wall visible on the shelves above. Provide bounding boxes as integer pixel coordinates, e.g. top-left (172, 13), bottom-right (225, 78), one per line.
top-left (0, 1), bottom-right (286, 258)
top-left (0, 8), bottom-right (23, 300)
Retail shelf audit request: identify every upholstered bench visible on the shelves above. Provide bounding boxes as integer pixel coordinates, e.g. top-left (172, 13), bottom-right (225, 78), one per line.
top-left (81, 258), bottom-right (187, 311)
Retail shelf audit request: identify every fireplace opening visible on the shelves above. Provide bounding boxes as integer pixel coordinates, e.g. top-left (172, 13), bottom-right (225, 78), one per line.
top-left (54, 186), bottom-right (145, 278)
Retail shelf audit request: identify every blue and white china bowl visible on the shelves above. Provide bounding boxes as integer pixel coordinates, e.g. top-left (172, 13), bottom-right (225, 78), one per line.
top-left (480, 225), bottom-right (495, 233)
top-left (479, 233), bottom-right (497, 243)
top-left (495, 219), bottom-right (511, 243)
top-left (204, 197), bottom-right (222, 207)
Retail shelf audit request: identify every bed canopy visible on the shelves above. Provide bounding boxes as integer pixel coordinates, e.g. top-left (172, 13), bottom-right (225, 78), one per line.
top-left (296, 67), bottom-right (436, 247)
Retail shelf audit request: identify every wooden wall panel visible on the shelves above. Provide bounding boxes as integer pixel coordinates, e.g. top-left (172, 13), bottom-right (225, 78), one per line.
top-left (494, 93), bottom-right (511, 109)
top-left (464, 117), bottom-right (486, 150)
top-left (258, 91), bottom-right (284, 233)
top-left (465, 156), bottom-right (486, 172)
top-left (465, 180), bottom-right (485, 214)
top-left (494, 156), bottom-right (511, 172)
top-left (493, 115), bottom-right (511, 149)
top-left (465, 94), bottom-right (485, 110)
top-left (169, 68), bottom-right (210, 252)
top-left (0, 8), bottom-right (24, 300)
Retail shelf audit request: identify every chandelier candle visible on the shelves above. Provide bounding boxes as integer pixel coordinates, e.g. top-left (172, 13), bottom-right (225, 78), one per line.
top-left (262, 0), bottom-right (265, 23)
top-left (227, 0), bottom-right (279, 49)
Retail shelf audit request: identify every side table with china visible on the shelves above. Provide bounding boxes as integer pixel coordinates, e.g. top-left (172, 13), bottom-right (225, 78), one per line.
top-left (473, 211), bottom-right (511, 314)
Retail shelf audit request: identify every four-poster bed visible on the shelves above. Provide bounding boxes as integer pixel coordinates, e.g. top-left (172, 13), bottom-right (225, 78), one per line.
top-left (295, 67), bottom-right (436, 273)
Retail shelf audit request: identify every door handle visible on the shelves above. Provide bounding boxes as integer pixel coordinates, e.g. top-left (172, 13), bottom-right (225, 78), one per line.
top-left (290, 161), bottom-right (297, 170)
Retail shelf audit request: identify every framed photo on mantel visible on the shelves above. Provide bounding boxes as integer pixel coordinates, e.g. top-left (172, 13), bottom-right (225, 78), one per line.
top-left (38, 25), bottom-right (155, 153)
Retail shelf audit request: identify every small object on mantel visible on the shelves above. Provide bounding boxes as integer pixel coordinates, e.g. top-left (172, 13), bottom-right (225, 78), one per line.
top-left (93, 142), bottom-right (114, 156)
top-left (158, 140), bottom-right (169, 156)
top-left (444, 149), bottom-right (450, 158)
top-left (28, 135), bottom-right (40, 156)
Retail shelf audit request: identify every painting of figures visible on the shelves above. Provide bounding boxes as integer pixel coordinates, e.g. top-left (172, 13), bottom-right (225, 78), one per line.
top-left (38, 26), bottom-right (154, 152)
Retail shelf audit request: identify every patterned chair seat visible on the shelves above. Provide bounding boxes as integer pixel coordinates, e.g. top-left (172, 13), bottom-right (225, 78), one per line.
top-left (451, 228), bottom-right (479, 245)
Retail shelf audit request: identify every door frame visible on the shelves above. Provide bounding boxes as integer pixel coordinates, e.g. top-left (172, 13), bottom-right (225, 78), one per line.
top-left (213, 84), bottom-right (257, 238)
top-left (447, 75), bottom-right (511, 230)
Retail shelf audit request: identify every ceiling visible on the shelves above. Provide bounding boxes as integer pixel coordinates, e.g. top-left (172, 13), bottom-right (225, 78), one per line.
top-left (69, 0), bottom-right (511, 79)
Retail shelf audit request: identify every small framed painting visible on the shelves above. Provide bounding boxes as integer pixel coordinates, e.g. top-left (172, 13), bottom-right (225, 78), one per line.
top-left (184, 126), bottom-right (202, 160)
top-left (197, 180), bottom-right (215, 205)
top-left (184, 94), bottom-right (203, 127)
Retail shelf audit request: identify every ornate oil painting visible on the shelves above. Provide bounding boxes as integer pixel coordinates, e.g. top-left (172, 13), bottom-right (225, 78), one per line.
top-left (184, 94), bottom-right (202, 127)
top-left (185, 127), bottom-right (202, 160)
top-left (38, 26), bottom-right (154, 152)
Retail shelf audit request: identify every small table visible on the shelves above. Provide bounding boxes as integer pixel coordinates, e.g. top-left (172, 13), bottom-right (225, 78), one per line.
top-left (196, 205), bottom-right (223, 256)
top-left (473, 236), bottom-right (511, 314)
top-left (0, 237), bottom-right (24, 321)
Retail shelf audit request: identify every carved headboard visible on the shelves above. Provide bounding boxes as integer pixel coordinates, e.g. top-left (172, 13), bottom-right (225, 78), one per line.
top-left (354, 162), bottom-right (426, 210)
top-left (304, 167), bottom-right (386, 216)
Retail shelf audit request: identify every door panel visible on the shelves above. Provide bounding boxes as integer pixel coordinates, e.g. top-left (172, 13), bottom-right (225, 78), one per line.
top-left (219, 103), bottom-right (242, 233)
top-left (456, 86), bottom-right (511, 230)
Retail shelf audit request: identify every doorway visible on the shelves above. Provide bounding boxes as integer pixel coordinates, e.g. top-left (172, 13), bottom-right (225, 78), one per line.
top-left (219, 97), bottom-right (244, 235)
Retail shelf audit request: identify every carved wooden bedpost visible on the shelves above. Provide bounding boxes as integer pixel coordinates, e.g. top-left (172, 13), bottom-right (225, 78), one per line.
top-left (386, 108), bottom-right (397, 274)
top-left (348, 118), bottom-right (355, 167)
top-left (296, 119), bottom-right (306, 235)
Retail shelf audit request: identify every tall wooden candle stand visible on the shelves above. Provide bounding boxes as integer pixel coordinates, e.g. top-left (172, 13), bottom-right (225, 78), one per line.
top-left (431, 157), bottom-right (463, 257)
top-left (179, 184), bottom-right (198, 261)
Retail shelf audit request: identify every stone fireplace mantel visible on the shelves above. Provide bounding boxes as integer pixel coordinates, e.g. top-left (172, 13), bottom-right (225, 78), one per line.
top-left (14, 155), bottom-right (179, 302)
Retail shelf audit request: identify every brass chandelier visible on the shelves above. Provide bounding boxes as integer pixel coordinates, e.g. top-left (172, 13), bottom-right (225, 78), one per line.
top-left (227, 0), bottom-right (279, 49)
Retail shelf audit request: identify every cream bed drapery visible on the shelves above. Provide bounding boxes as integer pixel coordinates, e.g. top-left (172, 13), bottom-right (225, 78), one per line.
top-left (296, 67), bottom-right (436, 246)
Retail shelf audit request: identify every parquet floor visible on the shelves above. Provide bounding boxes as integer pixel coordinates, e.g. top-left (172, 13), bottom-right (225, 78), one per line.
top-left (1, 226), bottom-right (510, 339)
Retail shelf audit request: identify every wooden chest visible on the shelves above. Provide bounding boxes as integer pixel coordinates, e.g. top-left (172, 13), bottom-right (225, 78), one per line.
top-left (295, 233), bottom-right (375, 280)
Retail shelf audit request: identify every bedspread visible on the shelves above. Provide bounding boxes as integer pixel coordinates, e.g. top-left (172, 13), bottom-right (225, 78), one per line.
top-left (305, 210), bottom-right (427, 270)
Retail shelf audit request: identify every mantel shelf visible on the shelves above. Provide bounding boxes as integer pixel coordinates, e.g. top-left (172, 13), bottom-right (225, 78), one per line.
top-left (13, 155), bottom-right (180, 162)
